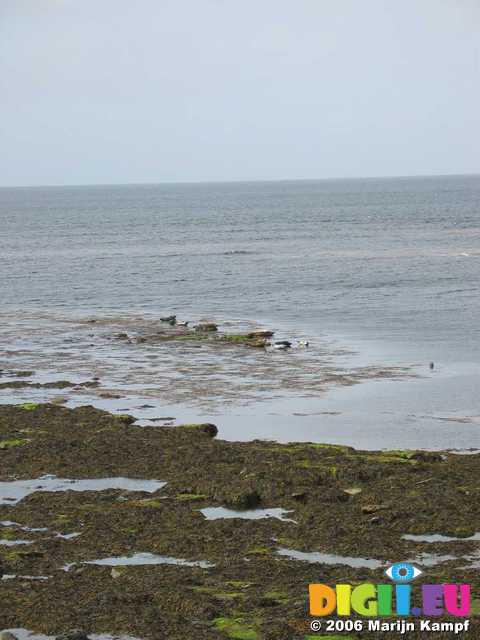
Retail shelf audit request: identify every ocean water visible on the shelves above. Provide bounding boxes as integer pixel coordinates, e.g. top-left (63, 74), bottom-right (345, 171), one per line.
top-left (1, 175), bottom-right (479, 450)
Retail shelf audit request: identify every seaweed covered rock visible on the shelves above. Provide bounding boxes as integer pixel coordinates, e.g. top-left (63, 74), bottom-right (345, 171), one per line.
top-left (195, 323), bottom-right (218, 332)
top-left (219, 333), bottom-right (269, 348)
top-left (224, 489), bottom-right (261, 509)
top-left (181, 423), bottom-right (218, 438)
top-left (407, 451), bottom-right (444, 463)
top-left (247, 330), bottom-right (274, 339)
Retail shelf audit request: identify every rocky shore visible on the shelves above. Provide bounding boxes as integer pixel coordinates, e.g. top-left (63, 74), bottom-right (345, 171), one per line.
top-left (0, 314), bottom-right (419, 416)
top-left (0, 404), bottom-right (478, 639)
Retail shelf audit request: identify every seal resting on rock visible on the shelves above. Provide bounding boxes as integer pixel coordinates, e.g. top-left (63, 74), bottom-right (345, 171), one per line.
top-left (273, 340), bottom-right (291, 349)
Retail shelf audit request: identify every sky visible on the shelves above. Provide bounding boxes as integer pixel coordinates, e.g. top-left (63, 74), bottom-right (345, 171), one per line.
top-left (0, 0), bottom-right (479, 186)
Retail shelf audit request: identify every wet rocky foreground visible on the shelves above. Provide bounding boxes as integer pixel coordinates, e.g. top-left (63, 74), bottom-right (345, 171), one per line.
top-left (0, 404), bottom-right (479, 639)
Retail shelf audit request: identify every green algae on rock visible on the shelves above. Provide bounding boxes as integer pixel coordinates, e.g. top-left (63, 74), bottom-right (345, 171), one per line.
top-left (0, 439), bottom-right (28, 449)
top-left (213, 616), bottom-right (260, 639)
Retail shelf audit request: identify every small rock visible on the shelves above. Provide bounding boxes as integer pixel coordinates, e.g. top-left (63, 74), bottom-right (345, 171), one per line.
top-left (114, 414), bottom-right (136, 425)
top-left (1, 633), bottom-right (19, 640)
top-left (343, 487), bottom-right (362, 496)
top-left (246, 339), bottom-right (268, 348)
top-left (370, 516), bottom-right (382, 524)
top-left (257, 596), bottom-right (280, 607)
top-left (56, 631), bottom-right (90, 640)
top-left (361, 504), bottom-right (383, 514)
top-left (247, 330), bottom-right (274, 339)
top-left (291, 491), bottom-right (307, 502)
top-left (111, 567), bottom-right (124, 579)
top-left (114, 333), bottom-right (129, 340)
top-left (197, 423), bottom-right (218, 438)
top-left (195, 323), bottom-right (218, 332)
top-left (226, 489), bottom-right (261, 509)
top-left (408, 452), bottom-right (443, 463)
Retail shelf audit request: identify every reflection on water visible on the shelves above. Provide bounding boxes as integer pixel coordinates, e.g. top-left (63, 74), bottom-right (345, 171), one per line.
top-left (0, 475), bottom-right (166, 506)
top-left (276, 547), bottom-right (480, 569)
top-left (276, 547), bottom-right (383, 569)
top-left (403, 532), bottom-right (480, 543)
top-left (0, 521), bottom-right (48, 533)
top-left (200, 506), bottom-right (296, 523)
top-left (64, 552), bottom-right (214, 570)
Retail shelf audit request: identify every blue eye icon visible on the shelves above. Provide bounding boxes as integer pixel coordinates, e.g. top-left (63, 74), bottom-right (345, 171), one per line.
top-left (385, 562), bottom-right (422, 582)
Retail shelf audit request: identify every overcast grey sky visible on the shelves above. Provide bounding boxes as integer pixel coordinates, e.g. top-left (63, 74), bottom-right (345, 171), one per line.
top-left (1, 0), bottom-right (479, 186)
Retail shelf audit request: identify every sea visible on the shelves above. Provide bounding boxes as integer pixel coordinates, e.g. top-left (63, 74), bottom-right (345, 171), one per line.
top-left (1, 174), bottom-right (479, 451)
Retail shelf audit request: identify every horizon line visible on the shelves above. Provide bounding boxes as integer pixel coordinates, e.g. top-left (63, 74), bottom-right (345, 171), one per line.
top-left (1, 170), bottom-right (479, 190)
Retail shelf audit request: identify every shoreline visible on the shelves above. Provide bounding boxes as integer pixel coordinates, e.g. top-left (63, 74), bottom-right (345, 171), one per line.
top-left (1, 310), bottom-right (479, 451)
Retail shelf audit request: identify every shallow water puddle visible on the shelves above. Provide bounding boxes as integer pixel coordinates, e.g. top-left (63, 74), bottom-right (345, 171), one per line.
top-left (276, 547), bottom-right (383, 569)
top-left (0, 539), bottom-right (33, 546)
top-left (64, 552), bottom-right (214, 571)
top-left (276, 547), bottom-right (480, 569)
top-left (411, 551), bottom-right (480, 567)
top-left (1, 520), bottom-right (81, 543)
top-left (403, 532), bottom-right (480, 543)
top-left (0, 520), bottom-right (48, 533)
top-left (410, 553), bottom-right (460, 566)
top-left (0, 476), bottom-right (166, 505)
top-left (200, 507), bottom-right (296, 523)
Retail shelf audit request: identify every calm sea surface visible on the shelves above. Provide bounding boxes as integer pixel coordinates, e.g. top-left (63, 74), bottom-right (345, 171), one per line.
top-left (1, 175), bottom-right (479, 450)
